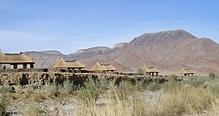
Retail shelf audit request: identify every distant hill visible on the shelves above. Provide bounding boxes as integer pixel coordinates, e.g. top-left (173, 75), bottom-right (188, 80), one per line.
top-left (68, 46), bottom-right (113, 60)
top-left (24, 51), bottom-right (63, 68)
top-left (23, 29), bottom-right (219, 75)
top-left (41, 50), bottom-right (62, 55)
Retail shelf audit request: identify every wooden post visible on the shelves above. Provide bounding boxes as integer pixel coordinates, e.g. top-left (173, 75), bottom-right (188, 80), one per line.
top-left (30, 63), bottom-right (34, 68)
top-left (13, 64), bottom-right (18, 69)
top-left (23, 64), bottom-right (27, 69)
top-left (151, 72), bottom-right (154, 76)
top-left (155, 72), bottom-right (158, 76)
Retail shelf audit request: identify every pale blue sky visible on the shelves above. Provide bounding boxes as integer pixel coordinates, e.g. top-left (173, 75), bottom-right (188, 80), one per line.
top-left (0, 0), bottom-right (218, 54)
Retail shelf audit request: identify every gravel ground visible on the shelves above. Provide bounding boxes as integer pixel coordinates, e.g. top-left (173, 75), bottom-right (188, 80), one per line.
top-left (5, 99), bottom-right (77, 116)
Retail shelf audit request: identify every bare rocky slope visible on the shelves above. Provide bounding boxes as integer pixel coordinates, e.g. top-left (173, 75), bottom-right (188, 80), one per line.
top-left (24, 51), bottom-right (63, 68)
top-left (24, 29), bottom-right (219, 75)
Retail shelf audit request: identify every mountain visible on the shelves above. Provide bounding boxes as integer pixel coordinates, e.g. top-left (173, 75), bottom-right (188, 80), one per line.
top-left (113, 43), bottom-right (128, 49)
top-left (108, 30), bottom-right (219, 74)
top-left (68, 46), bottom-right (113, 60)
top-left (23, 29), bottom-right (219, 75)
top-left (24, 51), bottom-right (63, 68)
top-left (41, 50), bottom-right (62, 55)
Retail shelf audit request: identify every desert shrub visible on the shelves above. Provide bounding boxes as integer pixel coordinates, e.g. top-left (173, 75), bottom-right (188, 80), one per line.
top-left (144, 81), bottom-right (162, 91)
top-left (159, 77), bottom-right (217, 115)
top-left (163, 79), bottom-right (183, 93)
top-left (0, 95), bottom-right (7, 116)
top-left (0, 87), bottom-right (11, 116)
top-left (204, 77), bottom-right (219, 97)
top-left (64, 81), bottom-right (78, 94)
top-left (137, 68), bottom-right (144, 74)
top-left (93, 79), bottom-right (111, 91)
top-left (112, 80), bottom-right (148, 101)
top-left (165, 87), bottom-right (213, 115)
top-left (113, 81), bottom-right (135, 100)
top-left (45, 85), bottom-right (70, 99)
top-left (0, 86), bottom-right (12, 93)
top-left (77, 80), bottom-right (101, 104)
top-left (77, 78), bottom-right (164, 104)
top-left (76, 80), bottom-right (217, 116)
top-left (209, 72), bottom-right (217, 79)
top-left (183, 76), bottom-right (208, 87)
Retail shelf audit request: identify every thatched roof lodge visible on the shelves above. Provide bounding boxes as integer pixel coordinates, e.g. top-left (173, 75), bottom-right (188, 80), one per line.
top-left (181, 67), bottom-right (195, 76)
top-left (53, 58), bottom-right (85, 72)
top-left (0, 52), bottom-right (34, 69)
top-left (142, 66), bottom-right (160, 76)
top-left (91, 62), bottom-right (117, 73)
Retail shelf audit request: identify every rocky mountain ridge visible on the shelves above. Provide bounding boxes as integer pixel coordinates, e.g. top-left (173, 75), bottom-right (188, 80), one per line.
top-left (22, 29), bottom-right (219, 75)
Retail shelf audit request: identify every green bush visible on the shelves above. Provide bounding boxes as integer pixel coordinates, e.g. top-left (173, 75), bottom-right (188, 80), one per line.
top-left (0, 88), bottom-right (9, 116)
top-left (209, 72), bottom-right (217, 79)
top-left (77, 80), bottom-right (101, 104)
top-left (0, 96), bottom-right (6, 116)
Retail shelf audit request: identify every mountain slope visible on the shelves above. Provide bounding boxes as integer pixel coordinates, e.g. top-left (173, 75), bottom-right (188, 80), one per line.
top-left (24, 51), bottom-right (63, 68)
top-left (68, 47), bottom-right (113, 60)
top-left (106, 30), bottom-right (219, 74)
top-left (24, 29), bottom-right (219, 75)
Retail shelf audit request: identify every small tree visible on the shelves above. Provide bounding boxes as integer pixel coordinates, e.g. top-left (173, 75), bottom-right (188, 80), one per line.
top-left (137, 68), bottom-right (144, 74)
top-left (209, 72), bottom-right (217, 79)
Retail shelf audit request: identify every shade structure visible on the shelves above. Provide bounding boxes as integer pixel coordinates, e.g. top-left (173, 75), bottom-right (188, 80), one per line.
top-left (141, 65), bottom-right (160, 76)
top-left (143, 66), bottom-right (160, 73)
top-left (53, 58), bottom-right (85, 69)
top-left (0, 52), bottom-right (34, 64)
top-left (91, 61), bottom-right (117, 72)
top-left (181, 67), bottom-right (195, 76)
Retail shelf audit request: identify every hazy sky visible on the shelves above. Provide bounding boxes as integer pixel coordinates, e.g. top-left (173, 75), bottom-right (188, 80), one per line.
top-left (0, 0), bottom-right (218, 54)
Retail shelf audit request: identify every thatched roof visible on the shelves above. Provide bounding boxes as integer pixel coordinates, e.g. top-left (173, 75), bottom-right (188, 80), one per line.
top-left (53, 58), bottom-right (85, 69)
top-left (143, 66), bottom-right (160, 73)
top-left (0, 52), bottom-right (34, 64)
top-left (181, 67), bottom-right (194, 74)
top-left (91, 62), bottom-right (117, 71)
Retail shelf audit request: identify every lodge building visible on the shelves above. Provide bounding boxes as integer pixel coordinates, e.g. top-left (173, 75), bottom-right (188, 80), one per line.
top-left (181, 67), bottom-right (195, 76)
top-left (53, 58), bottom-right (85, 72)
top-left (0, 52), bottom-right (34, 69)
top-left (91, 61), bottom-right (117, 73)
top-left (142, 65), bottom-right (160, 76)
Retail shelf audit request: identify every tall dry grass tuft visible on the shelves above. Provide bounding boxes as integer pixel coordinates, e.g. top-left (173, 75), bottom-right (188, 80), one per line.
top-left (156, 86), bottom-right (215, 116)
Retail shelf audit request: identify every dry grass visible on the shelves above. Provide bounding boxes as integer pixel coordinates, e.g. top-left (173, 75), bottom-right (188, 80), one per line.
top-left (23, 107), bottom-right (47, 116)
top-left (76, 77), bottom-right (219, 116)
